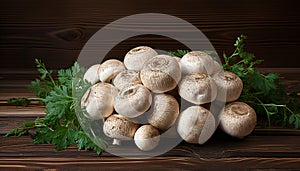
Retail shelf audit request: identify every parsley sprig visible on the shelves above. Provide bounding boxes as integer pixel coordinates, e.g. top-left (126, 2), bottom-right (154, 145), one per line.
top-left (5, 59), bottom-right (106, 154)
top-left (169, 35), bottom-right (300, 129)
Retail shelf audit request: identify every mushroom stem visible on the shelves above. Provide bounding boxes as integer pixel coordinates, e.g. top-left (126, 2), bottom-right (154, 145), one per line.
top-left (112, 139), bottom-right (122, 146)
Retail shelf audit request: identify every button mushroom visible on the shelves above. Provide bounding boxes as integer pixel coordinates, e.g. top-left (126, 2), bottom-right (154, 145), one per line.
top-left (177, 106), bottom-right (216, 144)
top-left (99, 59), bottom-right (126, 82)
top-left (178, 73), bottom-right (217, 105)
top-left (103, 114), bottom-right (139, 145)
top-left (112, 70), bottom-right (141, 90)
top-left (140, 55), bottom-right (181, 93)
top-left (134, 125), bottom-right (160, 151)
top-left (81, 82), bottom-right (118, 120)
top-left (124, 46), bottom-right (158, 71)
top-left (179, 51), bottom-right (215, 75)
top-left (114, 84), bottom-right (152, 118)
top-left (213, 71), bottom-right (243, 102)
top-left (147, 94), bottom-right (179, 132)
top-left (83, 64), bottom-right (101, 85)
top-left (219, 102), bottom-right (257, 138)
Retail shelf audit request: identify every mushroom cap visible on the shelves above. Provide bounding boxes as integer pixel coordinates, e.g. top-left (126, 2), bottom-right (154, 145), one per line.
top-left (177, 106), bottom-right (216, 144)
top-left (219, 102), bottom-right (257, 138)
top-left (213, 71), bottom-right (243, 102)
top-left (140, 54), bottom-right (181, 93)
top-left (81, 82), bottom-right (118, 120)
top-left (179, 51), bottom-right (215, 75)
top-left (103, 114), bottom-right (139, 141)
top-left (134, 125), bottom-right (160, 151)
top-left (83, 64), bottom-right (101, 85)
top-left (178, 73), bottom-right (217, 104)
top-left (114, 84), bottom-right (152, 118)
top-left (147, 94), bottom-right (179, 132)
top-left (124, 46), bottom-right (158, 71)
top-left (99, 59), bottom-right (126, 82)
top-left (112, 70), bottom-right (141, 90)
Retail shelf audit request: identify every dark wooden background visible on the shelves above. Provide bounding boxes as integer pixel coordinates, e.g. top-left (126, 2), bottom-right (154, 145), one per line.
top-left (1, 0), bottom-right (300, 71)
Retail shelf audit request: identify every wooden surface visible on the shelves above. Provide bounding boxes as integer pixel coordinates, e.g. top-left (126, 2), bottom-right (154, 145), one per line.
top-left (1, 0), bottom-right (300, 71)
top-left (0, 69), bottom-right (300, 170)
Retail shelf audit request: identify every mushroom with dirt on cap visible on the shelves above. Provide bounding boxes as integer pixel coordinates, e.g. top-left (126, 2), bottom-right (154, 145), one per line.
top-left (112, 70), bottom-right (141, 90)
top-left (140, 54), bottom-right (181, 93)
top-left (178, 73), bottom-right (217, 105)
top-left (219, 102), bottom-right (257, 138)
top-left (147, 94), bottom-right (179, 132)
top-left (103, 114), bottom-right (139, 145)
top-left (213, 71), bottom-right (243, 102)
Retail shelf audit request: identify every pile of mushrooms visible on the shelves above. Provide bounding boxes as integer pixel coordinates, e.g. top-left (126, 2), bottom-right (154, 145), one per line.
top-left (81, 46), bottom-right (257, 151)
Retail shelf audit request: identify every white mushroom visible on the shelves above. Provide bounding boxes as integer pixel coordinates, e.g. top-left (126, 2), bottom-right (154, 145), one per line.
top-left (213, 71), bottom-right (243, 102)
top-left (124, 46), bottom-right (158, 71)
top-left (177, 106), bottom-right (216, 144)
top-left (81, 83), bottom-right (118, 120)
top-left (219, 102), bottom-right (257, 138)
top-left (134, 125), bottom-right (160, 151)
top-left (99, 59), bottom-right (126, 82)
top-left (178, 73), bottom-right (217, 105)
top-left (212, 60), bottom-right (222, 74)
top-left (103, 114), bottom-right (139, 145)
top-left (114, 84), bottom-right (152, 118)
top-left (112, 70), bottom-right (141, 90)
top-left (179, 51), bottom-right (215, 75)
top-left (140, 55), bottom-right (181, 93)
top-left (147, 94), bottom-right (179, 132)
top-left (83, 64), bottom-right (101, 85)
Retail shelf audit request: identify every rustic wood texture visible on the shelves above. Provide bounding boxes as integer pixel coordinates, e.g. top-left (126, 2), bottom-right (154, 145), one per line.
top-left (1, 0), bottom-right (300, 71)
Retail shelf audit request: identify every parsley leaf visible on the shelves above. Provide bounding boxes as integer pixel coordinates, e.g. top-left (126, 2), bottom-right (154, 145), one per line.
top-left (6, 60), bottom-right (106, 154)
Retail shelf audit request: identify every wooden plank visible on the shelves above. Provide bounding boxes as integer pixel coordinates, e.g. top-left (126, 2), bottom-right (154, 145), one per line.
top-left (0, 136), bottom-right (300, 170)
top-left (1, 0), bottom-right (300, 70)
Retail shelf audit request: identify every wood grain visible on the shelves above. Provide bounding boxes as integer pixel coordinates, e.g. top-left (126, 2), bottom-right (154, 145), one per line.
top-left (0, 135), bottom-right (300, 170)
top-left (1, 0), bottom-right (300, 70)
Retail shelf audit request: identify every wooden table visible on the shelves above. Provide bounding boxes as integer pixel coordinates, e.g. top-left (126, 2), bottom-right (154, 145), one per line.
top-left (0, 69), bottom-right (300, 170)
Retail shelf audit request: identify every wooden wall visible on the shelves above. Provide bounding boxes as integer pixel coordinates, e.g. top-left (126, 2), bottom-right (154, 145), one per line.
top-left (1, 0), bottom-right (300, 71)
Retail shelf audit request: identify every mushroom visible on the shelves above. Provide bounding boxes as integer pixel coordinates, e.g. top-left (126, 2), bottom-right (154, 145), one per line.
top-left (140, 55), bottom-right (181, 93)
top-left (178, 73), bottom-right (217, 105)
top-left (124, 46), bottom-right (158, 71)
top-left (219, 102), bottom-right (257, 138)
top-left (179, 51), bottom-right (215, 75)
top-left (103, 114), bottom-right (139, 145)
top-left (177, 106), bottom-right (216, 144)
top-left (83, 64), bottom-right (101, 85)
top-left (112, 70), bottom-right (141, 90)
top-left (212, 60), bottom-right (222, 74)
top-left (212, 71), bottom-right (243, 102)
top-left (81, 82), bottom-right (118, 120)
top-left (114, 84), bottom-right (152, 118)
top-left (99, 59), bottom-right (126, 82)
top-left (147, 94), bottom-right (179, 132)
top-left (134, 125), bottom-right (160, 151)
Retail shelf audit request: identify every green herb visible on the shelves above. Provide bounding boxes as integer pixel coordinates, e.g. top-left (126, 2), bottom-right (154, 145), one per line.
top-left (169, 35), bottom-right (300, 129)
top-left (168, 50), bottom-right (189, 57)
top-left (5, 59), bottom-right (106, 154)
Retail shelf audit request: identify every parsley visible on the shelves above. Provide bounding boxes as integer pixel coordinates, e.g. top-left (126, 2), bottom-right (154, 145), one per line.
top-left (168, 50), bottom-right (189, 57)
top-left (5, 59), bottom-right (106, 155)
top-left (169, 35), bottom-right (300, 129)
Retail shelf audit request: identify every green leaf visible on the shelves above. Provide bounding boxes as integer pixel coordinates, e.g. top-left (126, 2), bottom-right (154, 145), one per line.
top-left (168, 50), bottom-right (189, 57)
